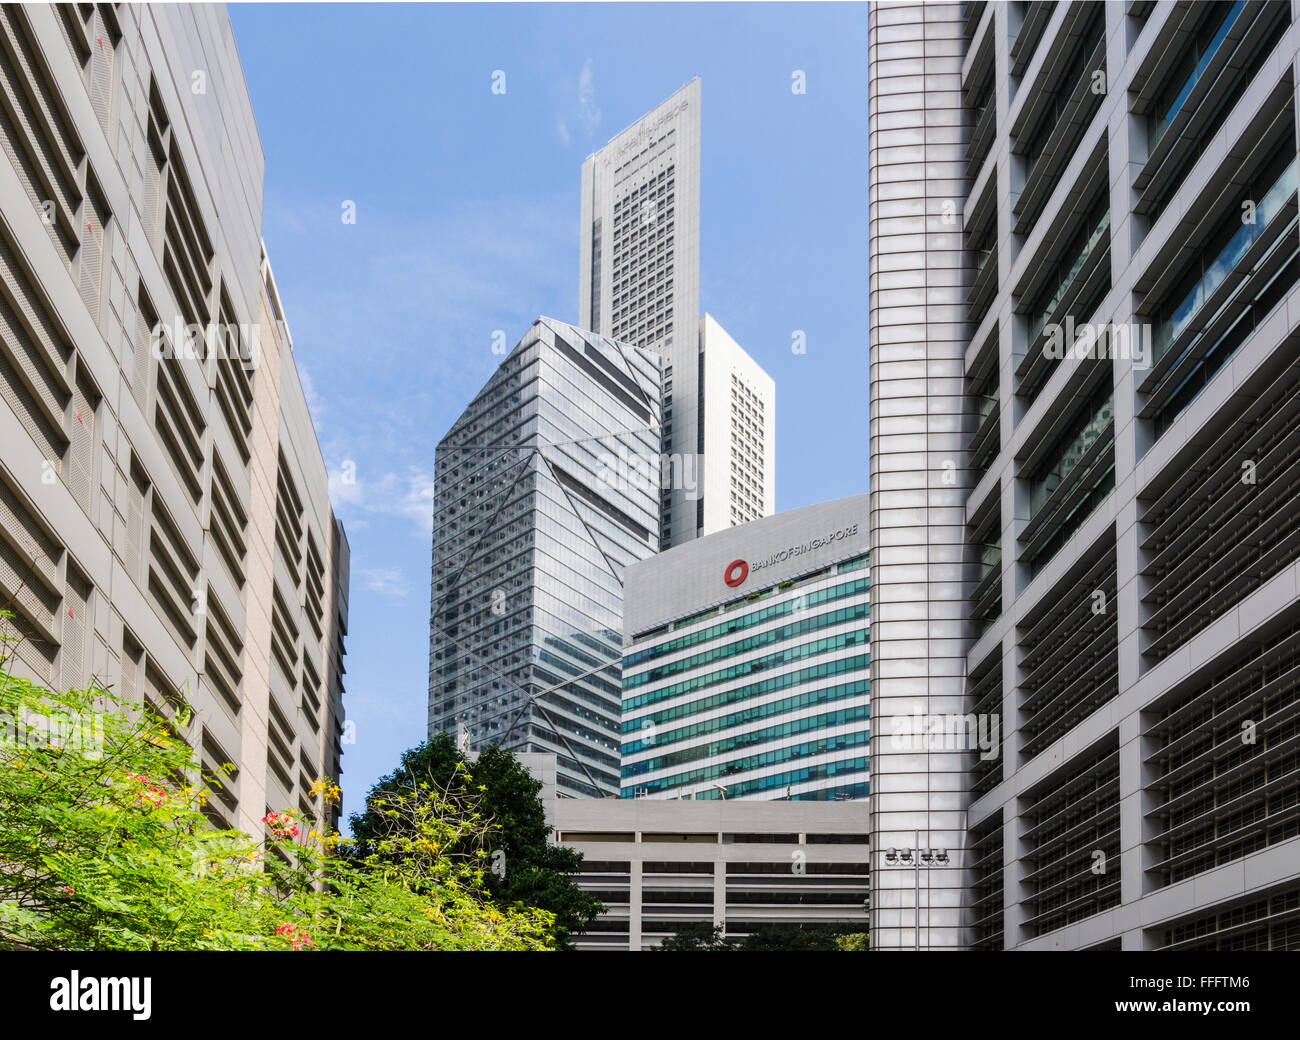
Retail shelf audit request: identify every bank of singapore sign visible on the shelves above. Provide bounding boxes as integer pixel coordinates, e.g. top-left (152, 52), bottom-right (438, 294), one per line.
top-left (723, 523), bottom-right (861, 589)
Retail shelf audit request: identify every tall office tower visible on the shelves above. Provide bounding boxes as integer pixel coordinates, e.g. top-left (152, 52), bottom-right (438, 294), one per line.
top-left (427, 317), bottom-right (662, 798)
top-left (870, 0), bottom-right (1300, 951)
top-left (868, 1), bottom-right (973, 951)
top-left (579, 80), bottom-right (775, 546)
top-left (0, 5), bottom-right (348, 834)
top-left (621, 496), bottom-right (870, 801)
top-left (699, 315), bottom-right (775, 534)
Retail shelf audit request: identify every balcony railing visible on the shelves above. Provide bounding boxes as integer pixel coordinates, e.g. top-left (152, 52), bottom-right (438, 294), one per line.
top-left (1148, 1), bottom-right (1247, 154)
top-left (1134, 0), bottom-right (1290, 217)
top-left (1028, 208), bottom-right (1111, 347)
top-left (1153, 156), bottom-right (1298, 364)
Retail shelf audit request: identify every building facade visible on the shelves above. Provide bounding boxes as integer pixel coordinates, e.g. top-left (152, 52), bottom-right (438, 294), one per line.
top-left (579, 81), bottom-right (774, 547)
top-left (0, 4), bottom-right (348, 835)
top-left (698, 314), bottom-right (775, 533)
top-left (867, 0), bottom-right (974, 954)
top-left (869, 0), bottom-right (1300, 950)
top-left (555, 796), bottom-right (871, 950)
top-left (621, 495), bottom-right (870, 802)
top-left (426, 316), bottom-right (662, 798)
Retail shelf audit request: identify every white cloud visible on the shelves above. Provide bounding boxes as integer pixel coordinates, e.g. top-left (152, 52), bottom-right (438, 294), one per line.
top-left (358, 566), bottom-right (410, 599)
top-left (296, 362), bottom-right (325, 429)
top-left (577, 60), bottom-right (600, 135)
top-left (556, 118), bottom-right (570, 146)
top-left (328, 464), bottom-right (434, 536)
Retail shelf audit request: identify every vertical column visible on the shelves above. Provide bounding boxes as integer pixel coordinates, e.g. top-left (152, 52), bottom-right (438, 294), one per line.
top-left (1105, 2), bottom-right (1149, 933)
top-left (238, 285), bottom-right (286, 837)
top-left (714, 859), bottom-right (726, 932)
top-left (629, 858), bottom-right (642, 952)
top-left (869, 0), bottom-right (974, 950)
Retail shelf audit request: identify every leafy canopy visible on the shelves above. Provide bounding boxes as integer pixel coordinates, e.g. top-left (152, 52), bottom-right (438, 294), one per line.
top-left (0, 617), bottom-right (555, 951)
top-left (349, 732), bottom-right (604, 949)
top-left (655, 922), bottom-right (870, 952)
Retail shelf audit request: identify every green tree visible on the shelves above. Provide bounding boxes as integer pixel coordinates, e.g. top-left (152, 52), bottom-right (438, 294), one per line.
top-left (0, 616), bottom-right (555, 951)
top-left (655, 923), bottom-right (735, 951)
top-left (349, 733), bottom-right (604, 949)
top-left (655, 923), bottom-right (870, 951)
top-left (736, 924), bottom-right (869, 951)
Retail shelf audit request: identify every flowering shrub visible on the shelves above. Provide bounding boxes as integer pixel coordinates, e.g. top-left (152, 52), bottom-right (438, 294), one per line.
top-left (0, 611), bottom-right (555, 952)
top-left (124, 773), bottom-right (169, 807)
top-left (261, 812), bottom-right (300, 841)
top-left (274, 922), bottom-right (314, 950)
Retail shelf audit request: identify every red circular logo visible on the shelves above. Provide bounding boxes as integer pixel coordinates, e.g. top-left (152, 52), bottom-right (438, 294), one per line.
top-left (724, 559), bottom-right (749, 588)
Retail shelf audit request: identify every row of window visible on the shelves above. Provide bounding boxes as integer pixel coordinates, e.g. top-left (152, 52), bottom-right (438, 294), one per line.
top-left (623, 604), bottom-right (870, 693)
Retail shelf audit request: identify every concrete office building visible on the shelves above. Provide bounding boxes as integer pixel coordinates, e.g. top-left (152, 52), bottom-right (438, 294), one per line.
top-left (554, 795), bottom-right (871, 950)
top-left (0, 4), bottom-right (348, 834)
top-left (579, 80), bottom-right (775, 547)
top-left (869, 0), bottom-right (1300, 950)
top-left (426, 316), bottom-right (662, 798)
top-left (621, 495), bottom-right (871, 801)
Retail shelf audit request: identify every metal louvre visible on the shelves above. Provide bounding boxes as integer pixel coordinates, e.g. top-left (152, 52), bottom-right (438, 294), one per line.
top-left (1020, 740), bottom-right (1121, 936)
top-left (1132, 1), bottom-right (1290, 210)
top-left (1013, 20), bottom-right (1105, 232)
top-left (1155, 885), bottom-right (1300, 950)
top-left (969, 809), bottom-right (1004, 951)
top-left (0, 5), bottom-right (83, 264)
top-left (66, 372), bottom-right (95, 512)
top-left (1145, 607), bottom-right (1300, 887)
top-left (1141, 354), bottom-right (1300, 661)
top-left (1017, 414), bottom-right (1114, 565)
top-left (0, 229), bottom-right (73, 451)
top-left (1017, 537), bottom-right (1119, 759)
top-left (1009, 0), bottom-right (1054, 78)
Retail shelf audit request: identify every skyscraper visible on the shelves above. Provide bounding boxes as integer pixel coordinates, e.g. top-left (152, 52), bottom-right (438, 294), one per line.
top-left (579, 80), bottom-right (775, 547)
top-left (868, 0), bottom-right (971, 952)
top-left (0, 4), bottom-right (348, 835)
top-left (870, 0), bottom-right (1300, 951)
top-left (427, 317), bottom-right (662, 797)
top-left (580, 79), bottom-right (700, 361)
top-left (620, 495), bottom-right (870, 802)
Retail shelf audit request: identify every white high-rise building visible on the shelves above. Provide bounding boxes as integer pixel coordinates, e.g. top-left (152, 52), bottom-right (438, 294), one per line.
top-left (870, 0), bottom-right (1300, 952)
top-left (699, 315), bottom-right (775, 535)
top-left (579, 79), bottom-right (774, 547)
top-left (620, 495), bottom-right (870, 803)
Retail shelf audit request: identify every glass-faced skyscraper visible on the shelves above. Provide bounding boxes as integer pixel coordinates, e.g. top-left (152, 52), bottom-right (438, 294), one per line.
top-left (427, 317), bottom-right (662, 797)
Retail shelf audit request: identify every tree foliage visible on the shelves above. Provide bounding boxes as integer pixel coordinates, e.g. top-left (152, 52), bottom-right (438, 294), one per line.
top-left (0, 619), bottom-right (555, 951)
top-left (655, 922), bottom-right (870, 952)
top-left (349, 733), bottom-right (604, 949)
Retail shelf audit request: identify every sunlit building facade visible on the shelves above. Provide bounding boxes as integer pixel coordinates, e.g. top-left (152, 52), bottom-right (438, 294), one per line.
top-left (427, 317), bottom-right (662, 797)
top-left (621, 496), bottom-right (870, 802)
top-left (0, 4), bottom-right (348, 835)
top-left (870, 0), bottom-right (1300, 950)
top-left (579, 80), bottom-right (774, 547)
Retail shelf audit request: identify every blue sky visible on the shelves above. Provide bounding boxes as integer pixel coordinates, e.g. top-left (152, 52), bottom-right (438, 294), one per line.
top-left (229, 1), bottom-right (869, 823)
